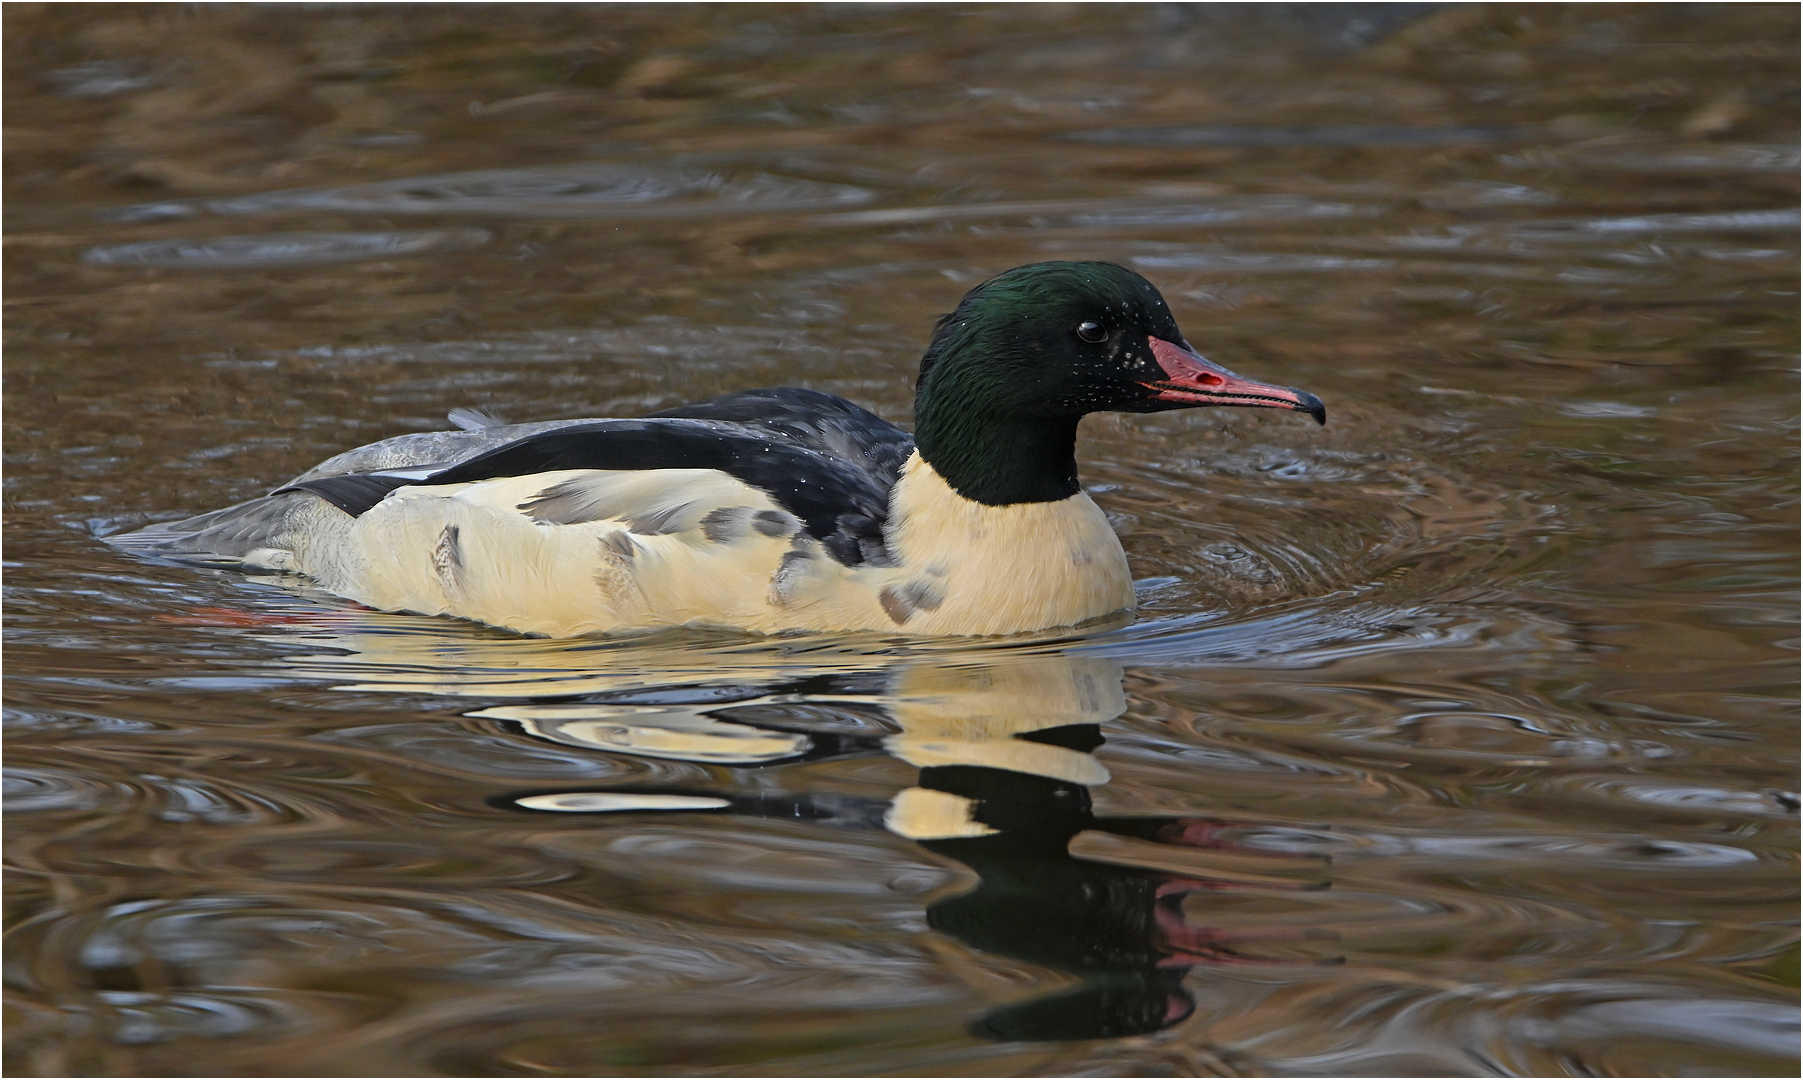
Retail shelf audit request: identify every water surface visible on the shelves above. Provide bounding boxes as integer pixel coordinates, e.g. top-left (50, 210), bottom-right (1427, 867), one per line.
top-left (5, 5), bottom-right (1797, 1076)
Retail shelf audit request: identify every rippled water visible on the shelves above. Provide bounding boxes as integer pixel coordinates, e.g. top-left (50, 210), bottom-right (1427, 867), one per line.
top-left (5, 5), bottom-right (1797, 1076)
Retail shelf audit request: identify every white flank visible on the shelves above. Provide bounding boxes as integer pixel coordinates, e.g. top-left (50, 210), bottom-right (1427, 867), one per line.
top-left (226, 451), bottom-right (1136, 637)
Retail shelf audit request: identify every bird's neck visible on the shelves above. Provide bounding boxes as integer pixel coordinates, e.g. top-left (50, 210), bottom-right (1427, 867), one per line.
top-left (912, 405), bottom-right (1081, 506)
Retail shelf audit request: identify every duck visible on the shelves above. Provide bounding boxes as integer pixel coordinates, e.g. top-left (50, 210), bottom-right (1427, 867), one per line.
top-left (112, 261), bottom-right (1324, 638)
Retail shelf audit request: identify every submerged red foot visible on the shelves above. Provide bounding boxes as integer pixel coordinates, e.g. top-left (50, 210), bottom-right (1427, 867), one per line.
top-left (155, 604), bottom-right (373, 628)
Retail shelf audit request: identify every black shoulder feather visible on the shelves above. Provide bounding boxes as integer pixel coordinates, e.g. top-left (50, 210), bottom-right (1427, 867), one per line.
top-left (279, 390), bottom-right (915, 568)
top-left (279, 473), bottom-right (415, 516)
top-left (647, 388), bottom-right (913, 486)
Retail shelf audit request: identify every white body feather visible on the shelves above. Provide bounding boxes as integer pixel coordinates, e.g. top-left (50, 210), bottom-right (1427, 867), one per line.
top-left (235, 451), bottom-right (1134, 637)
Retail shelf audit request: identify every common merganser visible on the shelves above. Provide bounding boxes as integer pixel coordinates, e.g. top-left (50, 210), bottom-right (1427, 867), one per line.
top-left (113, 262), bottom-right (1324, 637)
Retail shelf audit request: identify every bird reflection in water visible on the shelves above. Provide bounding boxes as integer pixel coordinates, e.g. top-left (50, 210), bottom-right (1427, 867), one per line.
top-left (463, 651), bottom-right (1334, 1041)
top-left (238, 612), bottom-right (1333, 1040)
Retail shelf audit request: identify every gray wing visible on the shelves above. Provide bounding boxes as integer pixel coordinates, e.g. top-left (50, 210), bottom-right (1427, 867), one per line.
top-left (116, 391), bottom-right (913, 569)
top-left (296, 389), bottom-right (915, 491)
top-left (284, 418), bottom-right (602, 485)
top-left (115, 412), bottom-right (601, 565)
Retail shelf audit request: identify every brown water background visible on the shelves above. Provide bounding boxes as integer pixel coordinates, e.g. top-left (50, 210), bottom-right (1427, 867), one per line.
top-left (4, 4), bottom-right (1798, 1076)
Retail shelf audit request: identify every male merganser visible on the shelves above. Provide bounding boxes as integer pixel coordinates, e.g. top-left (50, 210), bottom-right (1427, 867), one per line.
top-left (113, 262), bottom-right (1324, 637)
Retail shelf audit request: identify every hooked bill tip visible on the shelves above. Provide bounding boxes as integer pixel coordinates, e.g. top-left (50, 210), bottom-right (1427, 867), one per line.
top-left (1297, 392), bottom-right (1327, 426)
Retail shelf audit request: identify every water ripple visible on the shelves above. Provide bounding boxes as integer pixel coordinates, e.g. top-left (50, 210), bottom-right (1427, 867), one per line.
top-left (81, 229), bottom-right (490, 269)
top-left (1067, 123), bottom-right (1529, 147)
top-left (4, 765), bottom-right (119, 814)
top-left (108, 162), bottom-right (874, 223)
top-left (1549, 775), bottom-right (1799, 819)
top-left (86, 991), bottom-right (304, 1045)
top-left (1490, 209), bottom-right (1800, 240)
top-left (1237, 825), bottom-right (1765, 870)
top-left (1503, 141), bottom-right (1800, 173)
top-left (538, 824), bottom-right (963, 897)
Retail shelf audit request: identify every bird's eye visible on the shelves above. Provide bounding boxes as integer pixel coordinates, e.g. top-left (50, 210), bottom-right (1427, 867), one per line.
top-left (1075, 321), bottom-right (1107, 343)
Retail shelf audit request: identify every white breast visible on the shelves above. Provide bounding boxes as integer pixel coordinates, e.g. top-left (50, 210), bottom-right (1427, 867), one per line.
top-left (863, 453), bottom-right (1136, 636)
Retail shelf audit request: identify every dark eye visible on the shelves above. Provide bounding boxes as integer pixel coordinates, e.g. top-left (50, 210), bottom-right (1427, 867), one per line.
top-left (1075, 321), bottom-right (1107, 343)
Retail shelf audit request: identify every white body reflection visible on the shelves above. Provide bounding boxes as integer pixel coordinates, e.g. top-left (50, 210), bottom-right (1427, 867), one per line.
top-left (246, 609), bottom-right (1334, 1040)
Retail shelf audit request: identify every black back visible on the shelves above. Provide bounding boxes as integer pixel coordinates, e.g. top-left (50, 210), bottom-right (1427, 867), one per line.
top-left (648, 387), bottom-right (914, 483)
top-left (280, 388), bottom-right (913, 568)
